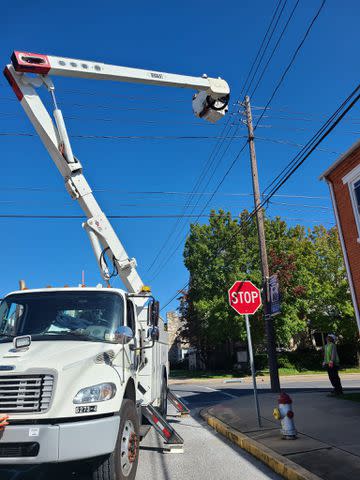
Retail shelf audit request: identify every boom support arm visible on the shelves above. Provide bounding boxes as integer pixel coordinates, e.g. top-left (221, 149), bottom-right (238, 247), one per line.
top-left (3, 51), bottom-right (230, 293)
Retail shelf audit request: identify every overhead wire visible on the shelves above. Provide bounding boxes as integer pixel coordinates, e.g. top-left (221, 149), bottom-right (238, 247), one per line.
top-left (254, 0), bottom-right (327, 130)
top-left (146, 1), bottom-right (291, 275)
top-left (263, 87), bottom-right (360, 196)
top-left (160, 0), bottom-right (330, 261)
top-left (244, 0), bottom-right (289, 97)
top-left (160, 76), bottom-right (359, 312)
top-left (262, 83), bottom-right (360, 199)
top-left (239, 0), bottom-right (284, 97)
top-left (250, 0), bottom-right (300, 98)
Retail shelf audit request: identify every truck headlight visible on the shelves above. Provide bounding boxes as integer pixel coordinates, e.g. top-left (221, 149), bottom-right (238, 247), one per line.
top-left (73, 383), bottom-right (116, 404)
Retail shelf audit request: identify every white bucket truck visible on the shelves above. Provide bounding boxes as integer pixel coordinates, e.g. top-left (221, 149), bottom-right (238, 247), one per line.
top-left (0, 51), bottom-right (229, 479)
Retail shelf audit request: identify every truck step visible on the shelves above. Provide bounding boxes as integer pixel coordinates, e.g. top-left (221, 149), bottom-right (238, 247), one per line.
top-left (167, 390), bottom-right (190, 416)
top-left (141, 404), bottom-right (184, 453)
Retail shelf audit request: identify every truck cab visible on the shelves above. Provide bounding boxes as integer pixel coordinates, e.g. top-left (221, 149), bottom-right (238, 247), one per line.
top-left (0, 286), bottom-right (168, 478)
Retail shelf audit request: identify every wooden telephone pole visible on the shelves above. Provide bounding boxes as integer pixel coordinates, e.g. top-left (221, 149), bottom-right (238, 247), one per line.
top-left (244, 95), bottom-right (280, 393)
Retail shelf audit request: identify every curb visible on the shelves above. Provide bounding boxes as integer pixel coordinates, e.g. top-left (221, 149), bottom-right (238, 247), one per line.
top-left (200, 410), bottom-right (322, 480)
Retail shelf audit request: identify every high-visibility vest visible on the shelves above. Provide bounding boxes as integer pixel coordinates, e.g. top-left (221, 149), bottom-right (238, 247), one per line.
top-left (324, 343), bottom-right (339, 365)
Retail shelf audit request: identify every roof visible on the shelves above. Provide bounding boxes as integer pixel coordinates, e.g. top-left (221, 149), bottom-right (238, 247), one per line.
top-left (319, 138), bottom-right (360, 180)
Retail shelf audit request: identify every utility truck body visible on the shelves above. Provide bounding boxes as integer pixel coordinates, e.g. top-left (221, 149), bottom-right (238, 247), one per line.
top-left (0, 51), bottom-right (229, 478)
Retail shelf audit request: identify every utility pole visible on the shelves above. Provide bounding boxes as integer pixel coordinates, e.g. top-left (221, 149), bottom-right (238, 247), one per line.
top-left (244, 95), bottom-right (280, 392)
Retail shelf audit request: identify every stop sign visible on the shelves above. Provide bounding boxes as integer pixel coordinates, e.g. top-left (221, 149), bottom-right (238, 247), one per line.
top-left (228, 281), bottom-right (262, 315)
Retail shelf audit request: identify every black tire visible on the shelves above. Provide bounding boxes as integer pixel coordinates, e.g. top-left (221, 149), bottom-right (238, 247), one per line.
top-left (92, 399), bottom-right (140, 480)
top-left (158, 373), bottom-right (168, 417)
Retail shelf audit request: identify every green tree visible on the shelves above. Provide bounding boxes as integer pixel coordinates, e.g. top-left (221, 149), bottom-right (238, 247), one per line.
top-left (180, 210), bottom-right (357, 368)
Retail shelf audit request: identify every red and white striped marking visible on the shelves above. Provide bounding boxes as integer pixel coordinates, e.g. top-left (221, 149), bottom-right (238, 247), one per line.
top-left (152, 414), bottom-right (172, 439)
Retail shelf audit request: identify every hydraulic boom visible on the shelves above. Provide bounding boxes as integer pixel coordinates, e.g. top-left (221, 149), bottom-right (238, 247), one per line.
top-left (4, 51), bottom-right (230, 293)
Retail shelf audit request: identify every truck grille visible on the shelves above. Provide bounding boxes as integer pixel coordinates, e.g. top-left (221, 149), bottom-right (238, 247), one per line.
top-left (0, 375), bottom-right (54, 413)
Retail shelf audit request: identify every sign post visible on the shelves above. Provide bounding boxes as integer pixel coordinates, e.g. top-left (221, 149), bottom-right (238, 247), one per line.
top-left (228, 281), bottom-right (262, 428)
top-left (245, 314), bottom-right (262, 428)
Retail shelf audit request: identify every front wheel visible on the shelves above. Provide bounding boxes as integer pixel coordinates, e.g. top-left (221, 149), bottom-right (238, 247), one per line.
top-left (92, 399), bottom-right (140, 480)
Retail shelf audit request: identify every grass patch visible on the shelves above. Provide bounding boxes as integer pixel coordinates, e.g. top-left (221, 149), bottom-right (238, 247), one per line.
top-left (275, 367), bottom-right (359, 376)
top-left (342, 368), bottom-right (360, 374)
top-left (169, 370), bottom-right (243, 380)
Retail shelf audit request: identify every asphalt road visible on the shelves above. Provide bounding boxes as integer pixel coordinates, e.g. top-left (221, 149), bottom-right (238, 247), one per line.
top-left (0, 381), bottom-right (282, 480)
top-left (136, 400), bottom-right (280, 480)
top-left (1, 375), bottom-right (359, 480)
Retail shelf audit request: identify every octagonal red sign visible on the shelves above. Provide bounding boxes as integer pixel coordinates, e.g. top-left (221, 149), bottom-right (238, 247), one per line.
top-left (228, 280), bottom-right (262, 315)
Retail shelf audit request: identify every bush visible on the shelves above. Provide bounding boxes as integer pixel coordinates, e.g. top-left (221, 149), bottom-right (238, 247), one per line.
top-left (277, 356), bottom-right (293, 369)
top-left (170, 358), bottom-right (189, 370)
top-left (255, 349), bottom-right (323, 372)
top-left (280, 350), bottom-right (322, 371)
top-left (337, 343), bottom-right (359, 367)
top-left (254, 353), bottom-right (268, 371)
top-left (255, 346), bottom-right (359, 373)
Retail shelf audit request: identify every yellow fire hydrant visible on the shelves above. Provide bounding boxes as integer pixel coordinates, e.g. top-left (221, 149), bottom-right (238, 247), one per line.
top-left (273, 392), bottom-right (297, 439)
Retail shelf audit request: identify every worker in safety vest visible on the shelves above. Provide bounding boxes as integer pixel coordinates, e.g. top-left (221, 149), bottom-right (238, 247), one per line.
top-left (322, 333), bottom-right (343, 395)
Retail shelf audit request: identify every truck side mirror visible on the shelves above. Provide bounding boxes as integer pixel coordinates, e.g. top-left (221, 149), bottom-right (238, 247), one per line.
top-left (114, 326), bottom-right (134, 344)
top-left (148, 300), bottom-right (160, 327)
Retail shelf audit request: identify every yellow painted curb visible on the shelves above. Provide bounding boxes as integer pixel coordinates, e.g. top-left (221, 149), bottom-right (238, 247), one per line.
top-left (201, 410), bottom-right (322, 480)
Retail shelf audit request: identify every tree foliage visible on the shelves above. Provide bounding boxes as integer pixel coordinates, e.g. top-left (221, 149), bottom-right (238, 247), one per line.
top-left (180, 210), bottom-right (357, 365)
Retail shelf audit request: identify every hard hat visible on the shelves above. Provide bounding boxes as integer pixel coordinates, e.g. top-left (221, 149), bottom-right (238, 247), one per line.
top-left (327, 333), bottom-right (337, 341)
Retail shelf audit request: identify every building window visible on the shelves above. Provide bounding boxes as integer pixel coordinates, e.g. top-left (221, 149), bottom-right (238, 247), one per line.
top-left (354, 179), bottom-right (360, 216)
top-left (349, 174), bottom-right (360, 239)
top-left (343, 164), bottom-right (360, 239)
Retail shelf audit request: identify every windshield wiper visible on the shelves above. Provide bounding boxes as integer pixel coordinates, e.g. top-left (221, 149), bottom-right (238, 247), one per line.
top-left (35, 332), bottom-right (101, 342)
top-left (0, 334), bottom-right (16, 339)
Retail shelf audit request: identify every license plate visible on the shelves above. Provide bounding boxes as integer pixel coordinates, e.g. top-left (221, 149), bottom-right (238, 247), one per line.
top-left (75, 405), bottom-right (97, 414)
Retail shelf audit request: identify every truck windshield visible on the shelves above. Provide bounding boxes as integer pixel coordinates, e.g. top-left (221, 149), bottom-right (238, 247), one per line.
top-left (0, 291), bottom-right (124, 343)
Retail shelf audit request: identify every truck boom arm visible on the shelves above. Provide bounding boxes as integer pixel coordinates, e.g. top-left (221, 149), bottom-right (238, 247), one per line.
top-left (4, 51), bottom-right (230, 293)
top-left (11, 51), bottom-right (229, 98)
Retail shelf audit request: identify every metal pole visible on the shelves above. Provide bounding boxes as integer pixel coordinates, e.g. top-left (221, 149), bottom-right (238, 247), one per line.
top-left (244, 95), bottom-right (280, 393)
top-left (245, 314), bottom-right (262, 428)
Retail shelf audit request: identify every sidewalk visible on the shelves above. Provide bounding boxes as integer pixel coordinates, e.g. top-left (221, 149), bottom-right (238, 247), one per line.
top-left (201, 389), bottom-right (360, 480)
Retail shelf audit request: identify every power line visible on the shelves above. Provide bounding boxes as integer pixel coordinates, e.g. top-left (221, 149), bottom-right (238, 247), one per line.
top-left (148, 142), bottom-right (249, 282)
top-left (0, 132), bottom-right (250, 141)
top-left (262, 84), bottom-right (360, 204)
top-left (240, 0), bottom-right (284, 96)
top-left (149, 97), bottom-right (339, 279)
top-left (0, 186), bottom-right (330, 200)
top-left (0, 96), bottom-right (191, 115)
top-left (159, 80), bottom-right (359, 312)
top-left (250, 0), bottom-right (300, 98)
top-left (263, 83), bottom-right (360, 196)
top-left (254, 0), bottom-right (327, 130)
top-left (157, 0), bottom-right (330, 280)
top-left (0, 109), bottom-right (219, 127)
top-left (245, 0), bottom-right (289, 96)
top-left (147, 1), bottom-right (291, 275)
top-left (269, 200), bottom-right (331, 210)
top-left (0, 213), bottom-right (225, 219)
top-left (255, 136), bottom-right (341, 154)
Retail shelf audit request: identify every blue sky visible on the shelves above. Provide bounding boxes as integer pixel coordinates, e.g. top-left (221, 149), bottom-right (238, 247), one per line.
top-left (0, 0), bottom-right (359, 313)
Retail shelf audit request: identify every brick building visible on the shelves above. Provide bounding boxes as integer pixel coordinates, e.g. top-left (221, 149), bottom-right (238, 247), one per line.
top-left (166, 311), bottom-right (188, 364)
top-left (321, 139), bottom-right (360, 331)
